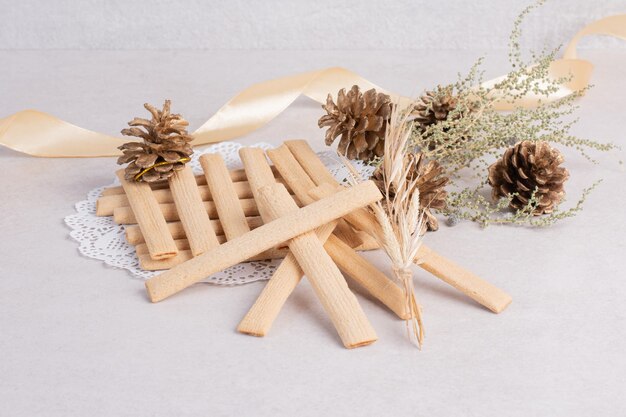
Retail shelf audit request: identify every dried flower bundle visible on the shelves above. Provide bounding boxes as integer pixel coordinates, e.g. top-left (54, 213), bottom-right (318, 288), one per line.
top-left (361, 102), bottom-right (428, 348)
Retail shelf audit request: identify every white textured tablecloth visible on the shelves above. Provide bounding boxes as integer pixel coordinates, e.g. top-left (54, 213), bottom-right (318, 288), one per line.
top-left (1, 50), bottom-right (625, 417)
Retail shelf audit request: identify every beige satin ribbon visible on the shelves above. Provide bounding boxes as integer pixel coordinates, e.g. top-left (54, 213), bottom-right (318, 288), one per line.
top-left (488, 14), bottom-right (626, 110)
top-left (1, 15), bottom-right (625, 158)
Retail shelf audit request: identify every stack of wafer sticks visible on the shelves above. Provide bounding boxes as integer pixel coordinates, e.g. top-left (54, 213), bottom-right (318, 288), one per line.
top-left (97, 140), bottom-right (512, 348)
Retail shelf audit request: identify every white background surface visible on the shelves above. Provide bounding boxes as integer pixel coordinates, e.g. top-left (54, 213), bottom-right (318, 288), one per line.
top-left (1, 0), bottom-right (626, 50)
top-left (1, 3), bottom-right (626, 416)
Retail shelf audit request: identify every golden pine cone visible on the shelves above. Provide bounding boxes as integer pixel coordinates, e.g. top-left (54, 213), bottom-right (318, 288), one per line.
top-left (372, 153), bottom-right (449, 231)
top-left (117, 100), bottom-right (194, 183)
top-left (488, 140), bottom-right (570, 215)
top-left (318, 85), bottom-right (392, 161)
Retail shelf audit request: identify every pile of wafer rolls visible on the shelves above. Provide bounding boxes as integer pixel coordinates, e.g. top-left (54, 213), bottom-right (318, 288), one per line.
top-left (97, 140), bottom-right (512, 348)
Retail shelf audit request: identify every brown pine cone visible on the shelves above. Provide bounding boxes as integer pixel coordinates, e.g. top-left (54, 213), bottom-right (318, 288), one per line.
top-left (372, 153), bottom-right (449, 231)
top-left (117, 100), bottom-right (194, 183)
top-left (318, 85), bottom-right (392, 161)
top-left (488, 140), bottom-right (569, 215)
top-left (413, 85), bottom-right (474, 152)
top-left (413, 86), bottom-right (459, 130)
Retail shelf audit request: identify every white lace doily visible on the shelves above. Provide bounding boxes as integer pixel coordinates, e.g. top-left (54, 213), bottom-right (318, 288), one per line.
top-left (65, 141), bottom-right (372, 285)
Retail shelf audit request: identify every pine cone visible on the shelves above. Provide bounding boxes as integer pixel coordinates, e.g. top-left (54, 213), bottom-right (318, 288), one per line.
top-left (413, 85), bottom-right (473, 151)
top-left (117, 100), bottom-right (194, 183)
top-left (318, 85), bottom-right (392, 161)
top-left (488, 140), bottom-right (569, 215)
top-left (372, 153), bottom-right (449, 231)
top-left (413, 86), bottom-right (459, 130)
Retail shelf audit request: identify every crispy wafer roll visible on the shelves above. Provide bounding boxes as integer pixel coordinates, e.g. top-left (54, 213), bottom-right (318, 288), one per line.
top-left (102, 167), bottom-right (259, 196)
top-left (331, 220), bottom-right (363, 248)
top-left (238, 147), bottom-right (276, 220)
top-left (140, 247), bottom-right (288, 271)
top-left (267, 145), bottom-right (318, 205)
top-left (325, 235), bottom-right (408, 319)
top-left (200, 154), bottom-right (251, 240)
top-left (97, 181), bottom-right (255, 217)
top-left (238, 148), bottom-right (341, 337)
top-left (168, 165), bottom-right (219, 256)
top-left (237, 223), bottom-right (336, 337)
top-left (255, 183), bottom-right (376, 348)
top-left (136, 236), bottom-right (287, 257)
top-left (310, 183), bottom-right (513, 314)
top-left (416, 247), bottom-right (512, 313)
top-left (144, 180), bottom-right (383, 302)
top-left (116, 170), bottom-right (177, 260)
top-left (113, 198), bottom-right (260, 224)
top-left (238, 150), bottom-right (356, 334)
top-left (351, 230), bottom-right (379, 251)
top-left (125, 216), bottom-right (265, 245)
top-left (285, 140), bottom-right (337, 185)
top-left (136, 238), bottom-right (193, 255)
top-left (238, 146), bottom-right (308, 336)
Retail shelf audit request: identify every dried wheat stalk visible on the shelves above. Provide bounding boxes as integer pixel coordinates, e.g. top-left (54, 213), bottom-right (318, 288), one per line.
top-left (347, 101), bottom-right (427, 348)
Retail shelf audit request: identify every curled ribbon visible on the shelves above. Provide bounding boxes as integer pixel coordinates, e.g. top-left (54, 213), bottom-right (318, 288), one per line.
top-left (1, 15), bottom-right (625, 158)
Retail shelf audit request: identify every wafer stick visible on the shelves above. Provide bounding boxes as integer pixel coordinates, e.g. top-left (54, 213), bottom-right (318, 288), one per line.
top-left (101, 166), bottom-right (281, 196)
top-left (116, 170), bottom-right (177, 260)
top-left (97, 182), bottom-right (252, 217)
top-left (331, 220), bottom-right (363, 248)
top-left (238, 147), bottom-right (276, 219)
top-left (237, 223), bottom-right (336, 336)
top-left (325, 234), bottom-right (408, 319)
top-left (416, 247), bottom-right (512, 313)
top-left (255, 183), bottom-right (377, 348)
top-left (267, 146), bottom-right (318, 205)
top-left (310, 183), bottom-right (513, 314)
top-left (139, 247), bottom-right (288, 271)
top-left (285, 140), bottom-right (337, 185)
top-left (136, 238), bottom-right (193, 255)
top-left (144, 180), bottom-right (383, 302)
top-left (168, 166), bottom-right (219, 256)
top-left (352, 230), bottom-right (379, 251)
top-left (125, 216), bottom-right (265, 245)
top-left (237, 147), bottom-right (340, 336)
top-left (201, 154), bottom-right (251, 240)
top-left (135, 236), bottom-right (290, 257)
top-left (96, 177), bottom-right (292, 217)
top-left (238, 147), bottom-right (310, 336)
top-left (113, 198), bottom-right (261, 224)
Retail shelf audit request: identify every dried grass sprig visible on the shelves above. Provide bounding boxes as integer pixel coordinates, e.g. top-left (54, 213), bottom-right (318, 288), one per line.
top-left (409, 0), bottom-right (618, 227)
top-left (346, 101), bottom-right (428, 348)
